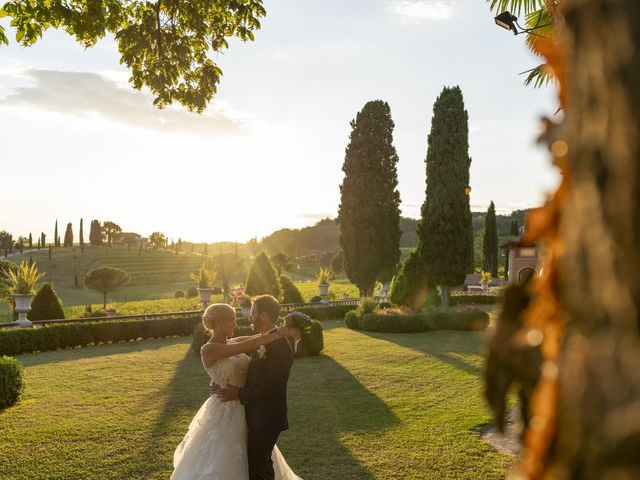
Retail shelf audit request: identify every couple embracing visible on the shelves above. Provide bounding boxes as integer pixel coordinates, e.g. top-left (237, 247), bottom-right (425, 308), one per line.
top-left (171, 295), bottom-right (302, 480)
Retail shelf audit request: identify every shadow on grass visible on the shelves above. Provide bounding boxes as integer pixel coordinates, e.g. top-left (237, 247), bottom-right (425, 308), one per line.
top-left (283, 354), bottom-right (401, 480)
top-left (17, 336), bottom-right (188, 367)
top-left (358, 329), bottom-right (483, 376)
top-left (131, 346), bottom-right (397, 480)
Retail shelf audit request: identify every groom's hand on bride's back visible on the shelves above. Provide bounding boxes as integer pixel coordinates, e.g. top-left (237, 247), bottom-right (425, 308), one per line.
top-left (209, 380), bottom-right (220, 396)
top-left (217, 385), bottom-right (240, 402)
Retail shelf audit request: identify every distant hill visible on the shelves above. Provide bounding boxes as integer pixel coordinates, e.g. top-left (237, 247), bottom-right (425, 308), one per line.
top-left (260, 209), bottom-right (530, 254)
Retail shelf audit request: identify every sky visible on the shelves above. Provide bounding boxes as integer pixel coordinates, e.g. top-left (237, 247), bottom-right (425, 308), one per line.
top-left (0, 0), bottom-right (560, 243)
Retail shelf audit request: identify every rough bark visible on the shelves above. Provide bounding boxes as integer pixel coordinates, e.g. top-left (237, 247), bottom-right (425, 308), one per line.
top-left (549, 1), bottom-right (640, 478)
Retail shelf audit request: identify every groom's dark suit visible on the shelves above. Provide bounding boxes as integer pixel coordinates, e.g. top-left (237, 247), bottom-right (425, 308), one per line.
top-left (239, 328), bottom-right (293, 480)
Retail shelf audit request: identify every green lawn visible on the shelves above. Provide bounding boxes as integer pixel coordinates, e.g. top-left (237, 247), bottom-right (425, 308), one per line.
top-left (0, 324), bottom-right (511, 479)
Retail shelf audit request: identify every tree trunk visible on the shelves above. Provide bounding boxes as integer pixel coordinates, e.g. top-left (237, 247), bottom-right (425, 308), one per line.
top-left (548, 1), bottom-right (640, 477)
top-left (440, 285), bottom-right (450, 310)
top-left (103, 291), bottom-right (107, 309)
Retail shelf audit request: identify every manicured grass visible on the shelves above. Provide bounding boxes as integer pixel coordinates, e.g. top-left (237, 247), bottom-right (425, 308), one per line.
top-left (0, 324), bottom-right (511, 479)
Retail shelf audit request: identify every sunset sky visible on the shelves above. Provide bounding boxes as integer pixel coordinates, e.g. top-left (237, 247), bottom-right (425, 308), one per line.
top-left (0, 0), bottom-right (559, 243)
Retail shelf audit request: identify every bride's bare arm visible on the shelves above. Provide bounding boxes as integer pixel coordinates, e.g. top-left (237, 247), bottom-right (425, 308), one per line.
top-left (228, 334), bottom-right (260, 343)
top-left (201, 327), bottom-right (291, 367)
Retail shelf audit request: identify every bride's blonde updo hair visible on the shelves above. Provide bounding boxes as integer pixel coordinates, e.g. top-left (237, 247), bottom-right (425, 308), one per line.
top-left (202, 303), bottom-right (235, 333)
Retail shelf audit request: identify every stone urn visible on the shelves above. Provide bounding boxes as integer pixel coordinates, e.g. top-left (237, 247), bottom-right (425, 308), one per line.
top-left (319, 282), bottom-right (330, 304)
top-left (481, 282), bottom-right (490, 292)
top-left (11, 293), bottom-right (34, 327)
top-left (381, 282), bottom-right (391, 303)
top-left (198, 287), bottom-right (214, 308)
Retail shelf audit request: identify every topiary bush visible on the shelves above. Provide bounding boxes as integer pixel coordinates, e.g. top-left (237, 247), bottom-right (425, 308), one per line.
top-left (309, 295), bottom-right (322, 303)
top-left (0, 356), bottom-right (25, 410)
top-left (294, 320), bottom-right (324, 357)
top-left (175, 290), bottom-right (185, 298)
top-left (245, 252), bottom-right (281, 298)
top-left (28, 283), bottom-right (65, 321)
top-left (360, 313), bottom-right (425, 333)
top-left (344, 310), bottom-right (361, 330)
top-left (186, 286), bottom-right (198, 298)
top-left (280, 275), bottom-right (304, 304)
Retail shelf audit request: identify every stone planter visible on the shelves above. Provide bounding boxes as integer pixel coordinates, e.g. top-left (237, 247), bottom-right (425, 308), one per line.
top-left (11, 293), bottom-right (33, 327)
top-left (319, 283), bottom-right (330, 304)
top-left (381, 282), bottom-right (391, 303)
top-left (481, 282), bottom-right (489, 292)
top-left (198, 288), bottom-right (214, 308)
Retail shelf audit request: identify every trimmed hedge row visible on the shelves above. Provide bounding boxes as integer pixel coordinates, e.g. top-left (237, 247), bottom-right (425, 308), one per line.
top-left (448, 294), bottom-right (498, 306)
top-left (347, 310), bottom-right (490, 333)
top-left (0, 356), bottom-right (25, 410)
top-left (191, 323), bottom-right (255, 353)
top-left (293, 305), bottom-right (357, 321)
top-left (0, 315), bottom-right (203, 356)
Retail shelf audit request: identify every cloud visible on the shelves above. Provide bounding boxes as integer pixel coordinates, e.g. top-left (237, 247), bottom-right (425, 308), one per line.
top-left (1, 69), bottom-right (248, 136)
top-left (390, 0), bottom-right (457, 22)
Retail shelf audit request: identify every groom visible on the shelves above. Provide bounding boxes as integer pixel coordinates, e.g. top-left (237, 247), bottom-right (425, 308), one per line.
top-left (215, 294), bottom-right (294, 480)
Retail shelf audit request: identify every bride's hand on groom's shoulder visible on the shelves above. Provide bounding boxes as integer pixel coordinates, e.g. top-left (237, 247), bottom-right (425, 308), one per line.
top-left (277, 326), bottom-right (301, 341)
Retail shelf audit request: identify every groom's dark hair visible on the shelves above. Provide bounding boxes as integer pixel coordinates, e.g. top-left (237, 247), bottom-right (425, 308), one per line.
top-left (254, 294), bottom-right (280, 324)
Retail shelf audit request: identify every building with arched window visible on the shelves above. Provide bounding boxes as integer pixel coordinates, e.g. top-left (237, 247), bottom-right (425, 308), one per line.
top-left (500, 240), bottom-right (540, 284)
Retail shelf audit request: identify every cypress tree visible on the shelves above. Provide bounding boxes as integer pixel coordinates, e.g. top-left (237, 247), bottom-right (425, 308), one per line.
top-left (337, 100), bottom-right (402, 297)
top-left (510, 219), bottom-right (519, 236)
top-left (79, 218), bottom-right (84, 253)
top-left (19, 237), bottom-right (23, 254)
top-left (54, 220), bottom-right (59, 247)
top-left (482, 201), bottom-right (499, 277)
top-left (245, 252), bottom-right (281, 298)
top-left (64, 223), bottom-right (73, 247)
top-left (417, 86), bottom-right (474, 308)
top-left (41, 233), bottom-right (46, 249)
top-left (37, 238), bottom-right (41, 250)
top-left (89, 220), bottom-right (103, 246)
top-left (28, 233), bottom-right (32, 249)
top-left (390, 249), bottom-right (435, 310)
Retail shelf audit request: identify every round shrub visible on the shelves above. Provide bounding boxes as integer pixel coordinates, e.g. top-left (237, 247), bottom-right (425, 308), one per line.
top-left (344, 310), bottom-right (361, 330)
top-left (90, 309), bottom-right (107, 318)
top-left (28, 283), bottom-right (65, 321)
top-left (295, 320), bottom-right (324, 357)
top-left (186, 286), bottom-right (198, 298)
top-left (175, 290), bottom-right (185, 298)
top-left (0, 356), bottom-right (25, 410)
top-left (280, 275), bottom-right (304, 304)
top-left (309, 295), bottom-right (322, 303)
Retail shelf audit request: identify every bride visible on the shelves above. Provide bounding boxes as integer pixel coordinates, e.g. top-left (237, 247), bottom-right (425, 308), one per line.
top-left (171, 303), bottom-right (302, 480)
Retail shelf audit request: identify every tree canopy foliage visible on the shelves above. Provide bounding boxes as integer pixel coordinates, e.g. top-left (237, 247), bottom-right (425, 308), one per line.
top-left (0, 0), bottom-right (266, 112)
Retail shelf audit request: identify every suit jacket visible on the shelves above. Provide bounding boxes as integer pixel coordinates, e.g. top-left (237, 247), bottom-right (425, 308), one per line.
top-left (239, 333), bottom-right (293, 432)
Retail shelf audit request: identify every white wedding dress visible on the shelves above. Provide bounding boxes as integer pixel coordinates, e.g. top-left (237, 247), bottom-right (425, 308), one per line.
top-left (171, 353), bottom-right (302, 480)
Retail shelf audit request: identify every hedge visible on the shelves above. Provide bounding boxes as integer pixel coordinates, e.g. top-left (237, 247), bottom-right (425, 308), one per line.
top-left (448, 294), bottom-right (498, 306)
top-left (0, 356), bottom-right (25, 410)
top-left (294, 304), bottom-right (356, 321)
top-left (356, 310), bottom-right (490, 333)
top-left (0, 314), bottom-right (203, 356)
top-left (344, 310), bottom-right (361, 330)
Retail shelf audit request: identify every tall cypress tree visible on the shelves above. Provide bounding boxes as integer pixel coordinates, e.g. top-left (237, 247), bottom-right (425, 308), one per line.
top-left (337, 100), bottom-right (402, 297)
top-left (64, 223), bottom-right (73, 247)
top-left (89, 220), bottom-right (103, 246)
top-left (28, 233), bottom-right (32, 249)
top-left (54, 220), bottom-right (59, 247)
top-left (79, 218), bottom-right (84, 253)
top-left (482, 201), bottom-right (498, 277)
top-left (510, 219), bottom-right (519, 236)
top-left (417, 86), bottom-right (474, 308)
